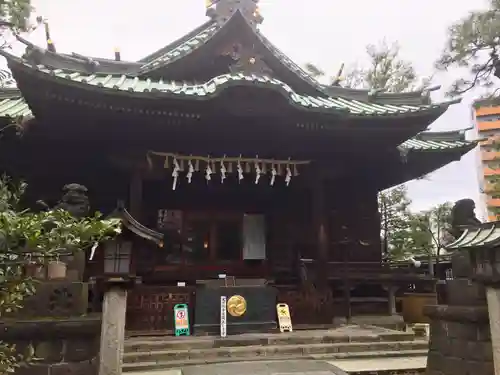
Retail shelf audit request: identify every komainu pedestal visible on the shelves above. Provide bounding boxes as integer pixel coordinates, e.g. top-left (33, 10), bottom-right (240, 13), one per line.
top-left (424, 252), bottom-right (493, 375)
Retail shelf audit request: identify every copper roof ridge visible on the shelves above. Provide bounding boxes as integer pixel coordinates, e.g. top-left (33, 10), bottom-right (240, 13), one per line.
top-left (138, 19), bottom-right (216, 63)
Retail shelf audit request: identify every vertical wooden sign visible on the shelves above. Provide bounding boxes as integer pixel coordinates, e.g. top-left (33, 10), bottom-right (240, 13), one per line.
top-left (220, 296), bottom-right (227, 338)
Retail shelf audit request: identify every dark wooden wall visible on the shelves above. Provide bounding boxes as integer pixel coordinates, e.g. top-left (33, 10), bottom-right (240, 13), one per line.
top-left (327, 182), bottom-right (381, 264)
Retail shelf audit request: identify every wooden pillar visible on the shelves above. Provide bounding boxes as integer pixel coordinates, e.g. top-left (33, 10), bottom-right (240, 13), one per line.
top-left (129, 170), bottom-right (143, 219)
top-left (312, 173), bottom-right (329, 288)
top-left (209, 222), bottom-right (218, 261)
top-left (99, 287), bottom-right (127, 375)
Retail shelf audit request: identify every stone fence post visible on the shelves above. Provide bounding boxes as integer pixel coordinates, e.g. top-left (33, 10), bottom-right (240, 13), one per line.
top-left (98, 285), bottom-right (128, 375)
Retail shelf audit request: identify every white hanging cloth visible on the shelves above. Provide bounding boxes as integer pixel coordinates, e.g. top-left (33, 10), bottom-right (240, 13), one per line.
top-left (237, 159), bottom-right (244, 183)
top-left (254, 159), bottom-right (262, 184)
top-left (172, 158), bottom-right (180, 190)
top-left (220, 158), bottom-right (227, 183)
top-left (285, 164), bottom-right (292, 186)
top-left (205, 160), bottom-right (213, 182)
top-left (186, 160), bottom-right (194, 183)
top-left (270, 165), bottom-right (277, 186)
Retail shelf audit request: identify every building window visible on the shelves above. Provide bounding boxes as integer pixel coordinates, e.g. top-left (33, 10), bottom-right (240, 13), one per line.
top-left (445, 268), bottom-right (453, 280)
top-left (159, 212), bottom-right (244, 264)
top-left (216, 220), bottom-right (242, 261)
top-left (477, 114), bottom-right (500, 122)
top-left (104, 240), bottom-right (132, 274)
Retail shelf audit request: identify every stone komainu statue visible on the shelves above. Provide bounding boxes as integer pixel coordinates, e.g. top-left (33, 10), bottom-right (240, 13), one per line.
top-left (450, 198), bottom-right (481, 239)
top-left (55, 183), bottom-right (90, 218)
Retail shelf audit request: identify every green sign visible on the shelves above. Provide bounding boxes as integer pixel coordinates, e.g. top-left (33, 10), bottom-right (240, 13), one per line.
top-left (174, 303), bottom-right (190, 336)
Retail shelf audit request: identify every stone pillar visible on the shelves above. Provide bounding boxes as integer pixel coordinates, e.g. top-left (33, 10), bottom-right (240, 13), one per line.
top-left (99, 287), bottom-right (127, 375)
top-left (486, 287), bottom-right (500, 375)
top-left (387, 286), bottom-right (397, 315)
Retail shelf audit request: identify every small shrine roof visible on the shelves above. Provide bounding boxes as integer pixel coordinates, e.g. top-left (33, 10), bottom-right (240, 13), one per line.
top-left (446, 222), bottom-right (500, 250)
top-left (0, 88), bottom-right (476, 153)
top-left (3, 53), bottom-right (457, 118)
top-left (400, 129), bottom-right (473, 151)
top-left (112, 203), bottom-right (163, 245)
top-left (0, 88), bottom-right (30, 118)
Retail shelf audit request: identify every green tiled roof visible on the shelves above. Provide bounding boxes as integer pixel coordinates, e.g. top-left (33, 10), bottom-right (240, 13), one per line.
top-left (9, 58), bottom-right (448, 117)
top-left (137, 15), bottom-right (326, 94)
top-left (399, 137), bottom-right (472, 151)
top-left (10, 12), bottom-right (439, 108)
top-left (139, 22), bottom-right (219, 70)
top-left (446, 223), bottom-right (500, 250)
top-left (0, 88), bottom-right (476, 154)
top-left (0, 88), bottom-right (30, 118)
top-left (136, 13), bottom-right (432, 107)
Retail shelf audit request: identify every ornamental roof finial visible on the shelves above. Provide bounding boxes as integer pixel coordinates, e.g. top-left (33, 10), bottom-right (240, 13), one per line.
top-left (43, 19), bottom-right (56, 53)
top-left (206, 0), bottom-right (263, 28)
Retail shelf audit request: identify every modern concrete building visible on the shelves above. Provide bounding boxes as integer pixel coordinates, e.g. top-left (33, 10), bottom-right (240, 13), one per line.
top-left (474, 99), bottom-right (500, 221)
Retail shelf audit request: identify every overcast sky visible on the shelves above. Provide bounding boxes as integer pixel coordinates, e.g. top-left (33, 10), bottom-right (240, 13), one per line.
top-left (17, 0), bottom-right (493, 216)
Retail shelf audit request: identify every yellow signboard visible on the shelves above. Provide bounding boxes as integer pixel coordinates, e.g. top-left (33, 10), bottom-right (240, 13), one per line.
top-left (276, 303), bottom-right (292, 333)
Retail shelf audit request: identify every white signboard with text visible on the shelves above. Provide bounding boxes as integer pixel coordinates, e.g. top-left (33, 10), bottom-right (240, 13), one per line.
top-left (220, 296), bottom-right (227, 338)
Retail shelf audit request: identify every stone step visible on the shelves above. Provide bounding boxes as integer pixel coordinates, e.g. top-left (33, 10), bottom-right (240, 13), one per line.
top-left (124, 340), bottom-right (427, 363)
top-left (125, 330), bottom-right (416, 352)
top-left (122, 348), bottom-right (428, 373)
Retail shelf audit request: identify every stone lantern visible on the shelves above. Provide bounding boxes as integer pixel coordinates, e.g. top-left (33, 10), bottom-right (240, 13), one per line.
top-left (446, 222), bottom-right (500, 375)
top-left (96, 202), bottom-right (163, 375)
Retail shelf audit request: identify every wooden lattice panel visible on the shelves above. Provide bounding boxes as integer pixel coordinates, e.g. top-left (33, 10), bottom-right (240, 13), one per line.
top-left (126, 286), bottom-right (195, 333)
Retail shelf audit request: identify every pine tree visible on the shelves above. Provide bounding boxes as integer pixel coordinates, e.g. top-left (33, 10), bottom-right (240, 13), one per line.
top-left (0, 0), bottom-right (33, 31)
top-left (304, 40), bottom-right (427, 93)
top-left (436, 0), bottom-right (500, 96)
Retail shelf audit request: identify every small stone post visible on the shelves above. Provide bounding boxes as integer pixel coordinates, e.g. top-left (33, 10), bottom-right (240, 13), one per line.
top-left (99, 287), bottom-right (128, 375)
top-left (385, 285), bottom-right (397, 315)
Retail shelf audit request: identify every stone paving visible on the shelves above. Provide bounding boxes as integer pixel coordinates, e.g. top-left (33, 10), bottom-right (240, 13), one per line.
top-left (328, 356), bottom-right (427, 372)
top-left (126, 357), bottom-right (427, 375)
top-left (168, 360), bottom-right (347, 375)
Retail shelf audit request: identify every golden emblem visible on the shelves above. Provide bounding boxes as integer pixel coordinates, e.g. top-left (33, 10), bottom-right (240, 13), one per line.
top-left (227, 295), bottom-right (247, 317)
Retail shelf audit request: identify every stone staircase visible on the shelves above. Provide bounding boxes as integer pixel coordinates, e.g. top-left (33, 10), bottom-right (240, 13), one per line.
top-left (123, 326), bottom-right (428, 373)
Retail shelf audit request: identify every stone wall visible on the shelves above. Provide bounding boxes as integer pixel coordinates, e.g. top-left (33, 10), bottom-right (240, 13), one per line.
top-left (2, 278), bottom-right (101, 375)
top-left (424, 253), bottom-right (493, 375)
top-left (4, 316), bottom-right (101, 375)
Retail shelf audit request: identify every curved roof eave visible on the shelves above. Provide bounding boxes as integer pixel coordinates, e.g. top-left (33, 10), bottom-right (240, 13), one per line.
top-left (320, 85), bottom-right (433, 106)
top-left (3, 53), bottom-right (455, 119)
top-left (446, 222), bottom-right (500, 250)
top-left (0, 86), bottom-right (475, 151)
top-left (15, 35), bottom-right (142, 75)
